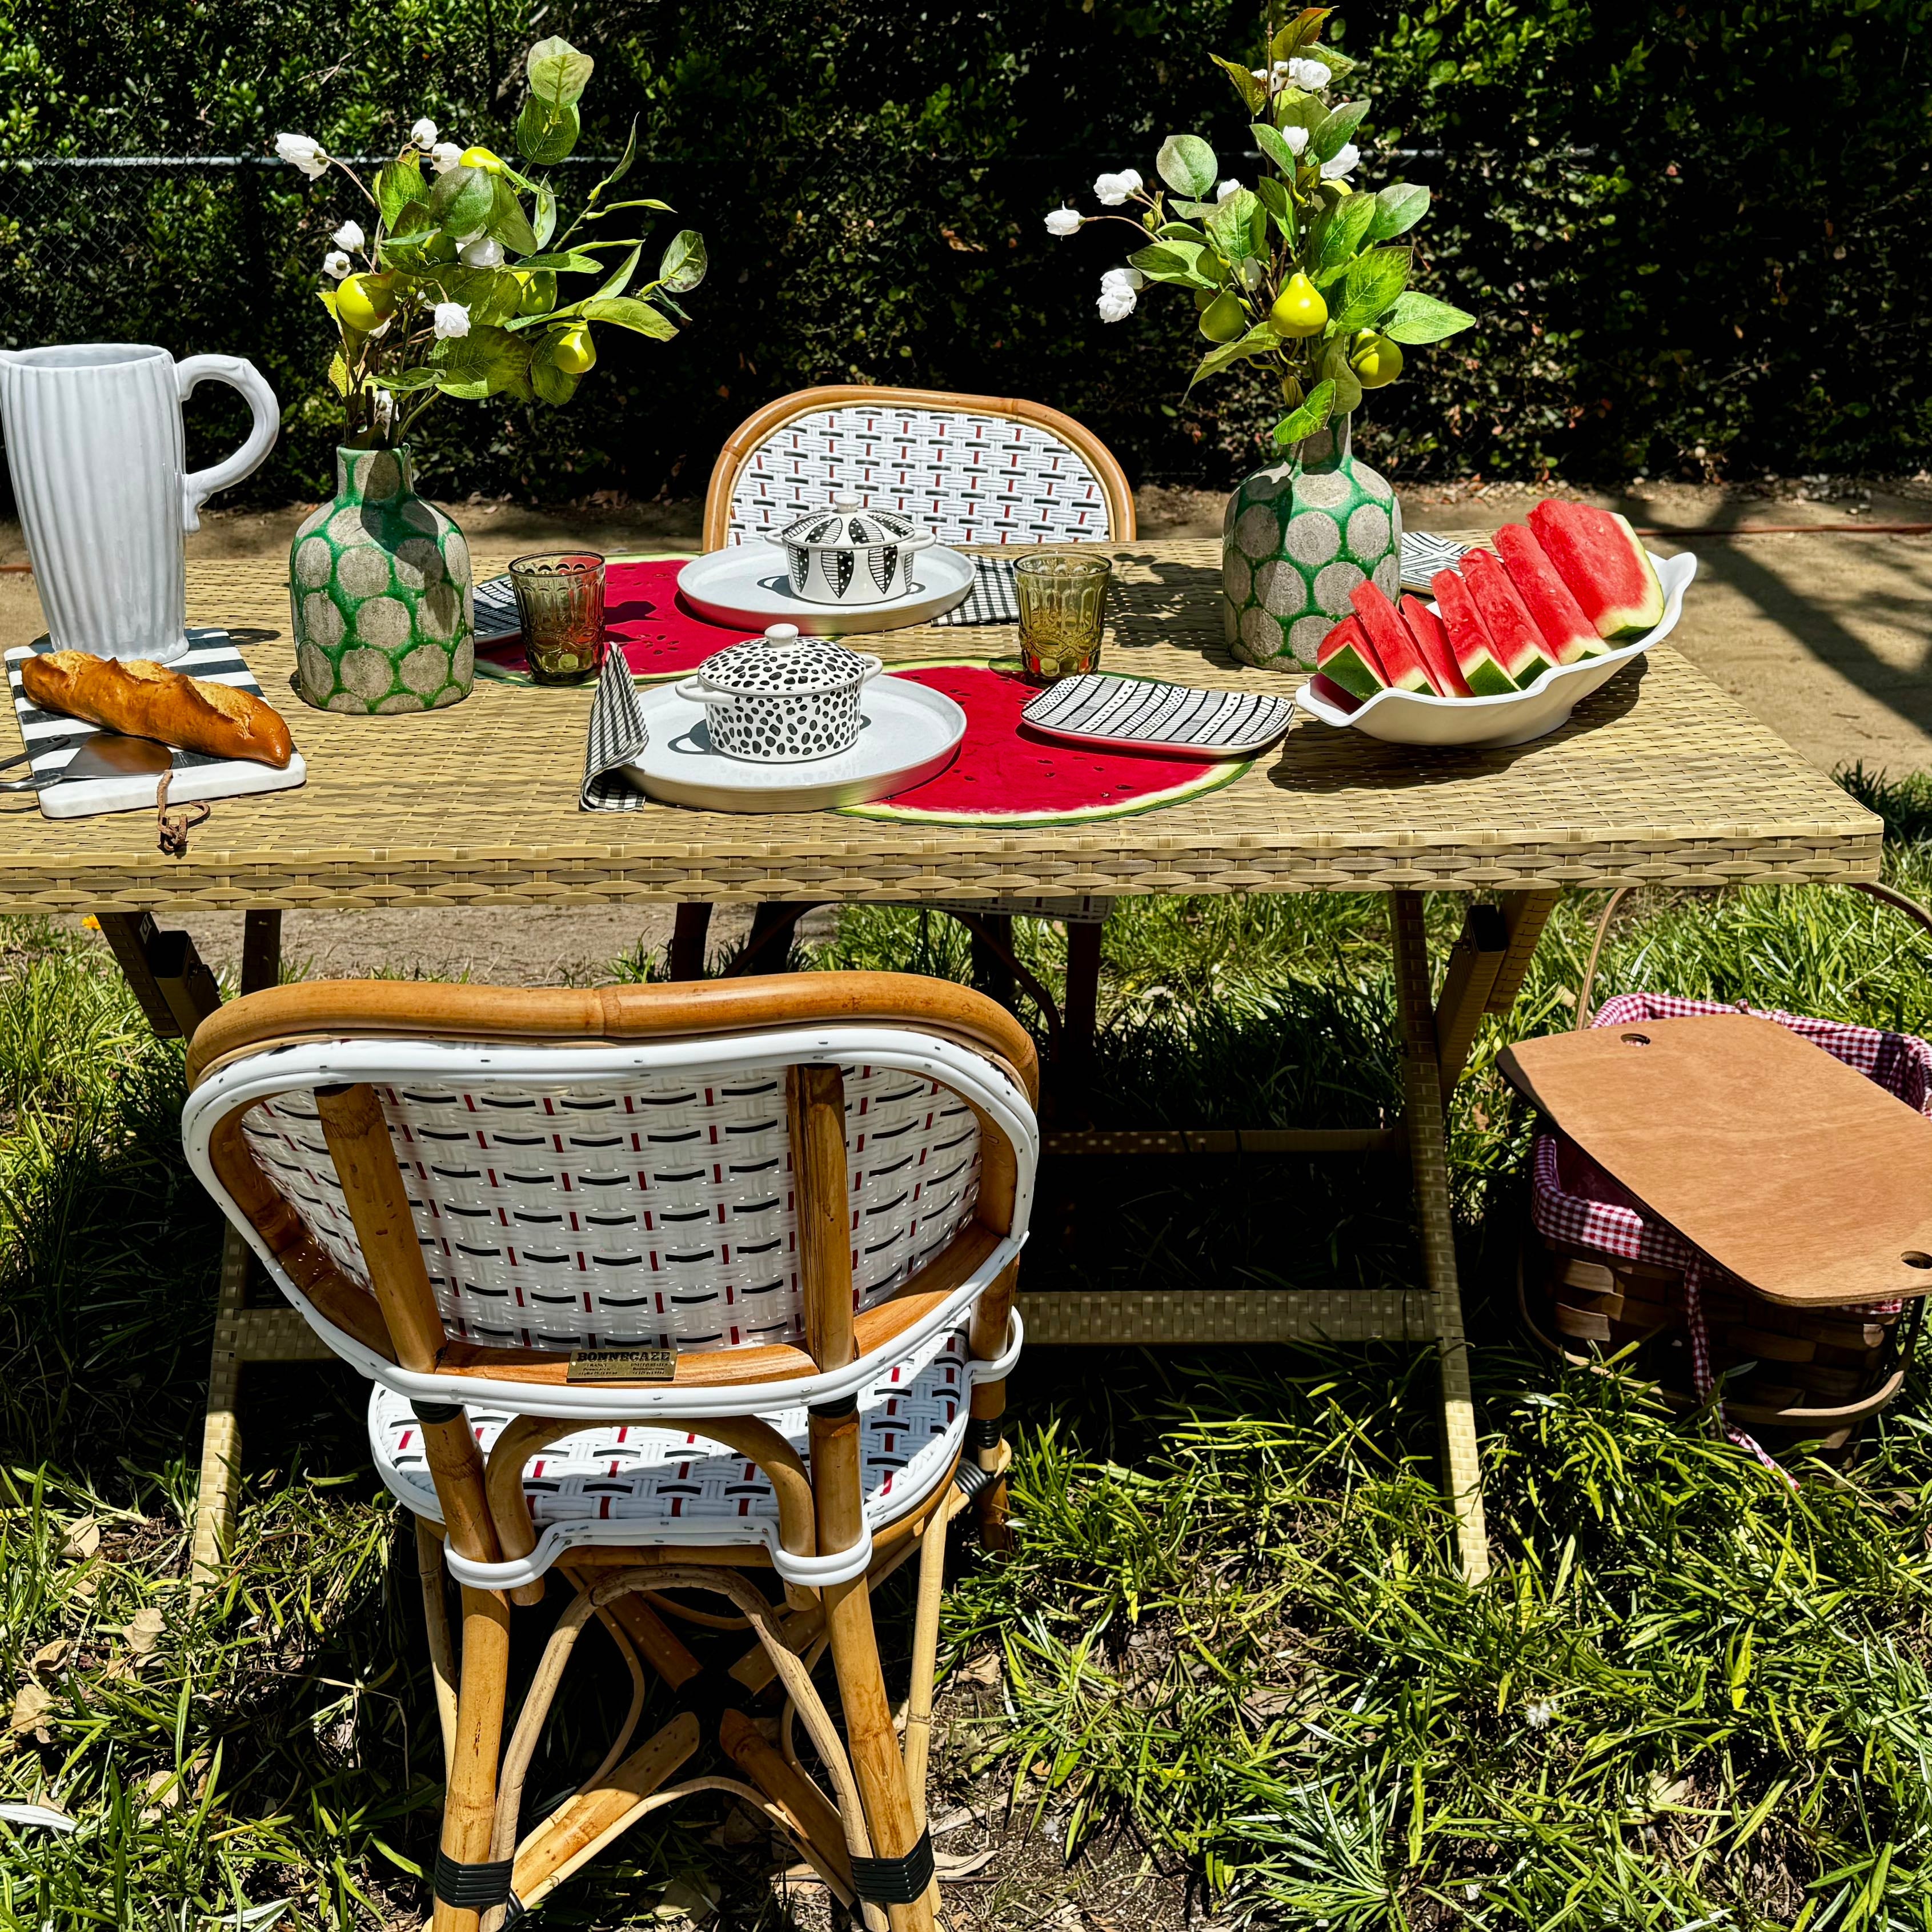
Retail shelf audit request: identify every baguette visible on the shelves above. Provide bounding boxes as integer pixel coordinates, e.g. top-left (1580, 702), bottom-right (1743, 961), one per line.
top-left (19, 652), bottom-right (294, 769)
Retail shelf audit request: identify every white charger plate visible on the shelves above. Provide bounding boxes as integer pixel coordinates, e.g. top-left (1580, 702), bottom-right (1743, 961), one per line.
top-left (623, 672), bottom-right (966, 812)
top-left (1295, 550), bottom-right (1697, 748)
top-left (675, 543), bottom-right (976, 635)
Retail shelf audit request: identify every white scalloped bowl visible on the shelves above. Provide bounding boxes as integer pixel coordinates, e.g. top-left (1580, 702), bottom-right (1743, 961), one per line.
top-left (1294, 550), bottom-right (1697, 748)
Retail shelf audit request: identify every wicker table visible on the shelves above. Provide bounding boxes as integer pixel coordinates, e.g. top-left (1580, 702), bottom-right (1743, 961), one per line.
top-left (0, 539), bottom-right (1881, 1585)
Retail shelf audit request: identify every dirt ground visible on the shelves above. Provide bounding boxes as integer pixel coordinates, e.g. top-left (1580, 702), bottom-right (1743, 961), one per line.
top-left (3, 476), bottom-right (1927, 984)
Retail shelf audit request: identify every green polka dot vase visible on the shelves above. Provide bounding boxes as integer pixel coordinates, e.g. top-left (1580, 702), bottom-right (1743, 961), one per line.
top-left (1220, 416), bottom-right (1402, 670)
top-left (288, 444), bottom-right (475, 714)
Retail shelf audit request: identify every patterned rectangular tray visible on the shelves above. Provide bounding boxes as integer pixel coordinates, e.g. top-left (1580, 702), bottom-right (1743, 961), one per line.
top-left (1020, 674), bottom-right (1294, 758)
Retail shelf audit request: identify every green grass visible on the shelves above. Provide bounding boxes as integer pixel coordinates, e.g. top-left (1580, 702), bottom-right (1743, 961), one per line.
top-left (6, 777), bottom-right (1932, 1929)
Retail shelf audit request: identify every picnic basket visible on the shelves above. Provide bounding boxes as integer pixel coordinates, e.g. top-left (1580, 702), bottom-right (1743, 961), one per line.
top-left (1517, 883), bottom-right (1932, 1461)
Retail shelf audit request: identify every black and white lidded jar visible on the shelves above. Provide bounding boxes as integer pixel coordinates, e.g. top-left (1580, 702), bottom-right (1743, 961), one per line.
top-left (763, 494), bottom-right (936, 605)
top-left (674, 624), bottom-right (884, 763)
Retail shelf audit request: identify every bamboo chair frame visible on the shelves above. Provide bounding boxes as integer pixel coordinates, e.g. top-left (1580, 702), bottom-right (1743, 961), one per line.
top-left (182, 972), bottom-right (1038, 1932)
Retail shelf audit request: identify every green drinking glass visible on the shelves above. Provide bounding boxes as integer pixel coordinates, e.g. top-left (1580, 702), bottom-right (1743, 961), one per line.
top-left (508, 550), bottom-right (607, 686)
top-left (1014, 551), bottom-right (1112, 683)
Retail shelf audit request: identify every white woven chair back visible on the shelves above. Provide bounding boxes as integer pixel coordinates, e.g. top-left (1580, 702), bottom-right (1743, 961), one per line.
top-left (238, 1060), bottom-right (982, 1354)
top-left (725, 404), bottom-right (1117, 547)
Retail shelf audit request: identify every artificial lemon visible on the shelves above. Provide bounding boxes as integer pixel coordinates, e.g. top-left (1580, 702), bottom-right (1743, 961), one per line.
top-left (334, 272), bottom-right (397, 334)
top-left (517, 268), bottom-right (558, 315)
top-left (550, 323), bottom-right (596, 375)
top-left (458, 145), bottom-right (506, 174)
top-left (1269, 273), bottom-right (1328, 337)
top-left (1350, 331), bottom-right (1404, 387)
top-left (1197, 291), bottom-right (1248, 342)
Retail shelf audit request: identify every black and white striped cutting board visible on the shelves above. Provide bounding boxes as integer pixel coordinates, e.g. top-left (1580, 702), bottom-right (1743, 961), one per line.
top-left (1020, 675), bottom-right (1293, 758)
top-left (5, 630), bottom-right (306, 820)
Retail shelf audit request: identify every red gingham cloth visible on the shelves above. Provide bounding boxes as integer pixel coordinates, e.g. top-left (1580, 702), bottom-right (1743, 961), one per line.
top-left (1530, 992), bottom-right (1931, 1468)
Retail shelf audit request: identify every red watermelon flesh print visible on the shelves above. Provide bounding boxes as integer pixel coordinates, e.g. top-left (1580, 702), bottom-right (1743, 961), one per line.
top-left (1527, 499), bottom-right (1665, 640)
top-left (1349, 583), bottom-right (1434, 694)
top-left (845, 663), bottom-right (1247, 825)
top-left (1494, 523), bottom-right (1605, 664)
top-left (1400, 595), bottom-right (1472, 696)
top-left (1431, 568), bottom-right (1517, 697)
top-left (1461, 548), bottom-right (1557, 688)
top-left (1316, 615), bottom-right (1387, 702)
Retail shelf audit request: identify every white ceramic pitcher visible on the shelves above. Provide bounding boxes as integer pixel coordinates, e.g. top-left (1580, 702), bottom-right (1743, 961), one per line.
top-left (0, 343), bottom-right (278, 664)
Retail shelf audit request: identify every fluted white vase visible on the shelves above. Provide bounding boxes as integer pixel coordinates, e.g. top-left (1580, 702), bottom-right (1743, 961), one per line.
top-left (0, 342), bottom-right (278, 664)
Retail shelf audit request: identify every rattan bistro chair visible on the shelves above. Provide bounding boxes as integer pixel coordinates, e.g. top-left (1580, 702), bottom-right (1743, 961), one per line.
top-left (684, 387), bottom-right (1136, 1065)
top-left (182, 973), bottom-right (1037, 1932)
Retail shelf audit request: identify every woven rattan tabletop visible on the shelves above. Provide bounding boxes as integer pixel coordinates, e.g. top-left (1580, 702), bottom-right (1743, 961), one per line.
top-left (0, 539), bottom-right (1879, 914)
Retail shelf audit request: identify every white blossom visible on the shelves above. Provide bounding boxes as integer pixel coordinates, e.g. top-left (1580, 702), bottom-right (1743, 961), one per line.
top-left (1321, 143), bottom-right (1360, 180)
top-left (322, 249), bottom-right (352, 279)
top-left (1216, 178), bottom-right (1243, 202)
top-left (430, 141), bottom-right (465, 174)
top-left (432, 302), bottom-right (471, 339)
top-left (1093, 167), bottom-right (1143, 206)
top-left (331, 219), bottom-right (364, 250)
top-left (409, 118), bottom-right (438, 150)
top-left (1524, 1700), bottom-right (1554, 1730)
top-left (1283, 125), bottom-right (1311, 157)
top-left (1044, 206), bottom-right (1084, 238)
top-left (1096, 264), bottom-right (1143, 323)
top-left (1287, 57), bottom-right (1332, 89)
top-left (274, 132), bottom-right (328, 179)
top-left (365, 315), bottom-right (393, 339)
top-left (459, 234), bottom-right (504, 268)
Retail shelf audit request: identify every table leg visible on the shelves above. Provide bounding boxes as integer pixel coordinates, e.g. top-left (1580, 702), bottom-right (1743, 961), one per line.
top-left (968, 912), bottom-right (1016, 1011)
top-left (1389, 891), bottom-right (1489, 1585)
top-left (1055, 919), bottom-right (1105, 1125)
top-left (668, 903), bottom-right (712, 980)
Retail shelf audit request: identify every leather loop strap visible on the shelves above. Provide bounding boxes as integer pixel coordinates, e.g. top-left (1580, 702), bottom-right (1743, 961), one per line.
top-left (850, 1828), bottom-right (935, 1905)
top-left (964, 1416), bottom-right (1002, 1452)
top-left (411, 1400), bottom-right (465, 1426)
top-left (432, 1850), bottom-right (515, 1909)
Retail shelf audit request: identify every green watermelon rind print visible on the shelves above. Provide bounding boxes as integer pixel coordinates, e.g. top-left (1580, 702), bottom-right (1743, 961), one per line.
top-left (838, 659), bottom-right (1254, 827)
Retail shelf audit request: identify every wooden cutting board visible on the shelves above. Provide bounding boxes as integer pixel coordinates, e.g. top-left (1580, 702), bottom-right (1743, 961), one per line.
top-left (1499, 1013), bottom-right (1932, 1306)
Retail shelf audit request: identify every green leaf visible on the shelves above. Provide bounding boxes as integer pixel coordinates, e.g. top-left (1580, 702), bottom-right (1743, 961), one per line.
top-left (1312, 100), bottom-right (1369, 165)
top-left (1269, 8), bottom-right (1332, 63)
top-left (527, 34), bottom-right (594, 107)
top-left (1205, 187), bottom-right (1261, 262)
top-left (1154, 219), bottom-right (1205, 242)
top-left (656, 228), bottom-right (706, 294)
top-left (1310, 192), bottom-right (1378, 279)
top-left (487, 177), bottom-right (540, 255)
top-left (516, 97), bottom-right (581, 166)
top-left (430, 164), bottom-right (494, 238)
top-left (1253, 175), bottom-right (1298, 242)
top-left (469, 269), bottom-right (529, 327)
top-left (1273, 90), bottom-right (1325, 139)
top-left (577, 296), bottom-right (679, 340)
top-left (1320, 339), bottom-right (1365, 413)
top-left (1272, 376), bottom-right (1337, 446)
top-left (534, 181), bottom-right (558, 248)
top-left (1128, 240), bottom-right (1212, 287)
top-left (1380, 291), bottom-right (1477, 343)
top-left (326, 352), bottom-right (351, 398)
top-left (1209, 54), bottom-right (1266, 115)
top-left (375, 153), bottom-right (426, 229)
top-left (592, 243), bottom-right (642, 303)
top-left (432, 324), bottom-right (531, 400)
top-left (1187, 322), bottom-right (1280, 388)
top-left (1369, 182), bottom-right (1430, 243)
top-left (529, 338), bottom-right (582, 406)
top-left (374, 364), bottom-right (443, 393)
top-left (1333, 246), bottom-right (1410, 332)
top-left (512, 249), bottom-right (603, 274)
top-left (1155, 134), bottom-right (1218, 201)
top-left (1250, 123), bottom-right (1303, 180)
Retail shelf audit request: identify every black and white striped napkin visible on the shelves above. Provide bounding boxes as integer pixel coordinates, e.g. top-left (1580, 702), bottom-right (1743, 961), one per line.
top-left (580, 645), bottom-right (650, 811)
top-left (931, 554), bottom-right (1020, 626)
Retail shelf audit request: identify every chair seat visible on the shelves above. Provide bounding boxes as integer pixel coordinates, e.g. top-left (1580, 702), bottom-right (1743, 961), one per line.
top-left (371, 1324), bottom-right (975, 1577)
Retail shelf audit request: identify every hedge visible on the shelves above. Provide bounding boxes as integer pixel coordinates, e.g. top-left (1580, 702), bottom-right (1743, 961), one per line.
top-left (1, 0), bottom-right (1925, 507)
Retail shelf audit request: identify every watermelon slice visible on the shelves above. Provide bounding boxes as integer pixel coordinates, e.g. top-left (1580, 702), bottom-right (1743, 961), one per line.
top-left (1430, 570), bottom-right (1516, 697)
top-left (1461, 549), bottom-right (1557, 689)
top-left (1526, 499), bottom-right (1665, 640)
top-left (1349, 583), bottom-right (1434, 694)
top-left (1400, 595), bottom-right (1472, 698)
top-left (1315, 615), bottom-right (1387, 702)
top-left (1495, 523), bottom-right (1605, 664)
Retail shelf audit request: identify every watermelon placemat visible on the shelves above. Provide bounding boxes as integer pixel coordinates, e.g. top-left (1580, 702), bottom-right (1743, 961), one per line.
top-left (842, 662), bottom-right (1252, 827)
top-left (476, 555), bottom-right (741, 685)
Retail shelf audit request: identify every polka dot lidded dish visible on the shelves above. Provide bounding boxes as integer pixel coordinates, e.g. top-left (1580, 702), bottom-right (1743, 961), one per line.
top-left (672, 625), bottom-right (884, 764)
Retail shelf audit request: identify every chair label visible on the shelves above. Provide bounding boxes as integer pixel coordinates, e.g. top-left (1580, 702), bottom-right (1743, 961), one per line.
top-left (566, 1347), bottom-right (677, 1384)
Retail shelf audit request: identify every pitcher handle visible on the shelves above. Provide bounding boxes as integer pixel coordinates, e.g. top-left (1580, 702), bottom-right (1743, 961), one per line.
top-left (175, 355), bottom-right (280, 534)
